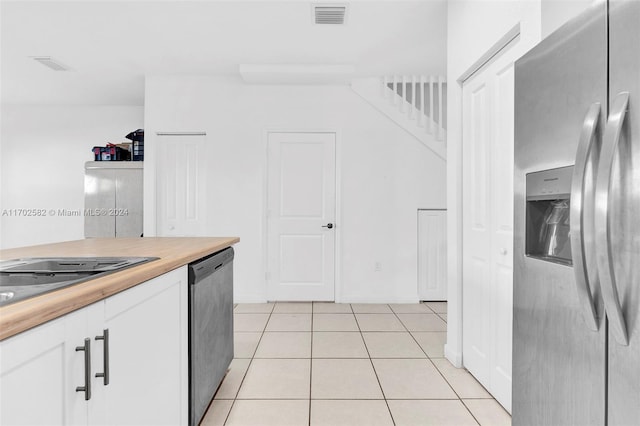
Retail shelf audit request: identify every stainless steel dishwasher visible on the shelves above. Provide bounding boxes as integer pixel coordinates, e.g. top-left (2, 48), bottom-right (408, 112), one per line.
top-left (188, 247), bottom-right (234, 426)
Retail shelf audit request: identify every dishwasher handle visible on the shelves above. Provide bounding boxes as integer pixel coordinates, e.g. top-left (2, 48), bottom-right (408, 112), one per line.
top-left (188, 247), bottom-right (235, 285)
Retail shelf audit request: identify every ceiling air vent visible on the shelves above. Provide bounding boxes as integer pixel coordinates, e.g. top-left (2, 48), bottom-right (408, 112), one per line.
top-left (30, 56), bottom-right (71, 71)
top-left (313, 4), bottom-right (347, 25)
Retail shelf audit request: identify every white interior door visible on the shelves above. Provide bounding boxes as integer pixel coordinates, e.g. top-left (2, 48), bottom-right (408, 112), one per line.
top-left (267, 132), bottom-right (336, 301)
top-left (462, 38), bottom-right (523, 413)
top-left (156, 135), bottom-right (207, 236)
top-left (418, 209), bottom-right (447, 301)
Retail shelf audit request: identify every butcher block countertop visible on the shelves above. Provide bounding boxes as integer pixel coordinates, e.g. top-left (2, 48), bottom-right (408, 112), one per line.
top-left (0, 237), bottom-right (239, 341)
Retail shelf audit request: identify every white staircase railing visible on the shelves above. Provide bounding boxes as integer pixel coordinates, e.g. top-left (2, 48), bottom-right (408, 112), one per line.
top-left (382, 75), bottom-right (447, 142)
top-left (351, 75), bottom-right (447, 159)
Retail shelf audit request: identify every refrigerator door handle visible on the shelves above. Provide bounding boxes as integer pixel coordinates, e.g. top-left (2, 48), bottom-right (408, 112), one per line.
top-left (570, 102), bottom-right (601, 331)
top-left (595, 92), bottom-right (630, 346)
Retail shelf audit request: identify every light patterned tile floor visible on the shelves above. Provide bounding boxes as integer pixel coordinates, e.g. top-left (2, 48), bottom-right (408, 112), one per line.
top-left (202, 302), bottom-right (512, 426)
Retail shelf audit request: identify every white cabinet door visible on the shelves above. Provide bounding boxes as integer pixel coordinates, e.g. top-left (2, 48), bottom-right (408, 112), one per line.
top-left (85, 167), bottom-right (117, 237)
top-left (84, 163), bottom-right (143, 238)
top-left (0, 309), bottom-right (89, 426)
top-left (90, 267), bottom-right (188, 426)
top-left (114, 168), bottom-right (144, 237)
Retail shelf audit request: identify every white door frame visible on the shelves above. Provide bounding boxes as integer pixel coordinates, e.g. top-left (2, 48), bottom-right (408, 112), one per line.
top-left (262, 128), bottom-right (342, 302)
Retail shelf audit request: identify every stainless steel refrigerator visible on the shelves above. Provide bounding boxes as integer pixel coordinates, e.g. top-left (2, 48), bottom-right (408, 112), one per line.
top-left (513, 0), bottom-right (639, 424)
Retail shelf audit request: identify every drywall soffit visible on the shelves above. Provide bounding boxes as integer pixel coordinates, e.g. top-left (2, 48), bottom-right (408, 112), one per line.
top-left (239, 64), bottom-right (355, 85)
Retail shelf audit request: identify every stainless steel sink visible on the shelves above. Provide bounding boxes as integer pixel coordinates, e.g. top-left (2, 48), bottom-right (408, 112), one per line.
top-left (0, 291), bottom-right (14, 302)
top-left (0, 257), bottom-right (158, 306)
top-left (1, 257), bottom-right (153, 274)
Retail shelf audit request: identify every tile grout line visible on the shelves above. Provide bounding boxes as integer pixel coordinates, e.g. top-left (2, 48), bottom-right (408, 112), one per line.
top-left (353, 303), bottom-right (397, 426)
top-left (400, 303), bottom-right (483, 423)
top-left (389, 305), bottom-right (432, 360)
top-left (460, 398), bottom-right (484, 426)
top-left (388, 303), bottom-right (475, 417)
top-left (223, 303), bottom-right (275, 425)
top-left (309, 303), bottom-right (314, 426)
top-left (227, 303), bottom-right (493, 426)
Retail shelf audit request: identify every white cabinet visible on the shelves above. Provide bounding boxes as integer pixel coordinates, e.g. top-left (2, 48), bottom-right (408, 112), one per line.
top-left (0, 309), bottom-right (89, 426)
top-left (0, 267), bottom-right (188, 426)
top-left (84, 161), bottom-right (144, 238)
top-left (91, 267), bottom-right (188, 425)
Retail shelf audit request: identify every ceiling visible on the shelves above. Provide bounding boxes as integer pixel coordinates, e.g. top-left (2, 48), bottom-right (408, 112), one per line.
top-left (1, 0), bottom-right (447, 106)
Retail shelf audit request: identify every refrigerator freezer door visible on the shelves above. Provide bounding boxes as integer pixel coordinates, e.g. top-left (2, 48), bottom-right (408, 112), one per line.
top-left (606, 1), bottom-right (640, 424)
top-left (513, 2), bottom-right (607, 425)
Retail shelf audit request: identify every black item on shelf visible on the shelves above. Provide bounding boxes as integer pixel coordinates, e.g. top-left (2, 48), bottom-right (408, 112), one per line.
top-left (132, 141), bottom-right (144, 161)
top-left (125, 129), bottom-right (144, 142)
top-left (126, 129), bottom-right (144, 161)
top-left (92, 145), bottom-right (131, 161)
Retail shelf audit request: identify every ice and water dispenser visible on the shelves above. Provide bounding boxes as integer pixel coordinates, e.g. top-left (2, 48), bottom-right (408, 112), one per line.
top-left (526, 166), bottom-right (573, 265)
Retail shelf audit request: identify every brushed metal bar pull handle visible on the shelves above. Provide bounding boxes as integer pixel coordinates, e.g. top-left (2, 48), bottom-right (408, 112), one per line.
top-left (75, 338), bottom-right (92, 400)
top-left (95, 329), bottom-right (110, 385)
top-left (595, 92), bottom-right (630, 346)
top-left (570, 102), bottom-right (601, 331)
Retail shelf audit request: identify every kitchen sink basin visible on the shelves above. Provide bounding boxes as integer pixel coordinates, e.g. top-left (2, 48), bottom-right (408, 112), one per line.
top-left (1, 271), bottom-right (99, 287)
top-left (0, 257), bottom-right (158, 306)
top-left (1, 257), bottom-right (153, 274)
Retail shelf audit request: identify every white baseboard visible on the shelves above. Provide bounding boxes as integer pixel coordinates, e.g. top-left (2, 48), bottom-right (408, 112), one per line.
top-left (234, 294), bottom-right (268, 303)
top-left (235, 295), bottom-right (423, 304)
top-left (338, 296), bottom-right (420, 304)
top-left (444, 343), bottom-right (463, 368)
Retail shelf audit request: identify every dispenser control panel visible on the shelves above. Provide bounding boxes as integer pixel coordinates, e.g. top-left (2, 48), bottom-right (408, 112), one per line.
top-left (525, 166), bottom-right (573, 265)
top-left (526, 166), bottom-right (573, 201)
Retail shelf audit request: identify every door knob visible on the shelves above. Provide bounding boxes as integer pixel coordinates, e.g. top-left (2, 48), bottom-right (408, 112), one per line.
top-left (322, 223), bottom-right (334, 229)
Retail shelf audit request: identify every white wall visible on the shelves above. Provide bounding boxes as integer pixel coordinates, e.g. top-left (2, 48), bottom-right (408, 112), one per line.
top-left (542, 0), bottom-right (594, 39)
top-left (0, 106), bottom-right (144, 249)
top-left (144, 75), bottom-right (446, 303)
top-left (446, 0), bottom-right (542, 367)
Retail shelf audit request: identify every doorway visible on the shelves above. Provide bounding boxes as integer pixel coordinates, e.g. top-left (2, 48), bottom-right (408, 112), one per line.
top-left (266, 132), bottom-right (337, 301)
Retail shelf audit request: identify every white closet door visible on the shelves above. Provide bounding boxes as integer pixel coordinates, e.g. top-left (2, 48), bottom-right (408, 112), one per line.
top-left (418, 209), bottom-right (447, 301)
top-left (462, 74), bottom-right (492, 389)
top-left (462, 37), bottom-right (524, 413)
top-left (156, 135), bottom-right (207, 236)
